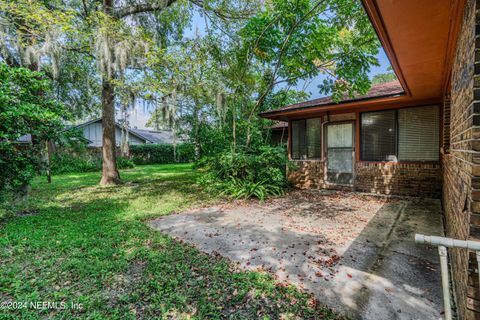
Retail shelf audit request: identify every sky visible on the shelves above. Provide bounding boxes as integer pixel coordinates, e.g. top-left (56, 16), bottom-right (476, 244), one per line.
top-left (128, 10), bottom-right (393, 130)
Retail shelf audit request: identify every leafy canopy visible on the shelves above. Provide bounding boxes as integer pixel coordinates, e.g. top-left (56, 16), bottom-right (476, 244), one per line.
top-left (241, 0), bottom-right (380, 102)
top-left (0, 64), bottom-right (65, 141)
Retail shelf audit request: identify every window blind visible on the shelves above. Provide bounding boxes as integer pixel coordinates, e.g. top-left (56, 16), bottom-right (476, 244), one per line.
top-left (398, 105), bottom-right (439, 161)
top-left (361, 110), bottom-right (397, 161)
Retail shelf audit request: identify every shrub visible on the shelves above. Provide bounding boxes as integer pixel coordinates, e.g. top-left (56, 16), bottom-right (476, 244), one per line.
top-left (176, 143), bottom-right (195, 163)
top-left (0, 144), bottom-right (39, 201)
top-left (197, 145), bottom-right (289, 201)
top-left (51, 153), bottom-right (134, 174)
top-left (51, 153), bottom-right (99, 174)
top-left (116, 157), bottom-right (135, 170)
top-left (0, 64), bottom-right (65, 200)
top-left (130, 143), bottom-right (195, 165)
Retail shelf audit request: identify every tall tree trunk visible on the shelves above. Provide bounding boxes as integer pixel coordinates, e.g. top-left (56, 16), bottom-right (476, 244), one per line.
top-left (45, 140), bottom-right (53, 183)
top-left (193, 99), bottom-right (200, 160)
top-left (173, 132), bottom-right (177, 162)
top-left (100, 78), bottom-right (121, 185)
top-left (232, 100), bottom-right (236, 153)
top-left (121, 128), bottom-right (130, 158)
top-left (120, 106), bottom-right (130, 158)
top-left (246, 125), bottom-right (251, 149)
top-left (100, 0), bottom-right (121, 185)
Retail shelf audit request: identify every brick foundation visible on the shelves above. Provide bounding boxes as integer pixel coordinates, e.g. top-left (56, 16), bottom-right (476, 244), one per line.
top-left (288, 160), bottom-right (325, 189)
top-left (354, 162), bottom-right (442, 197)
top-left (287, 160), bottom-right (441, 197)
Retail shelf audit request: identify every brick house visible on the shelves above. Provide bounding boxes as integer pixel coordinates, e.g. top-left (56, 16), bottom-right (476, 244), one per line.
top-left (260, 0), bottom-right (480, 318)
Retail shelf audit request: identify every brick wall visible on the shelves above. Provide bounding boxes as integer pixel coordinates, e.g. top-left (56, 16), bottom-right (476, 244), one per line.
top-left (355, 162), bottom-right (442, 197)
top-left (444, 94), bottom-right (452, 154)
top-left (287, 160), bottom-right (441, 197)
top-left (288, 160), bottom-right (325, 189)
top-left (443, 0), bottom-right (477, 318)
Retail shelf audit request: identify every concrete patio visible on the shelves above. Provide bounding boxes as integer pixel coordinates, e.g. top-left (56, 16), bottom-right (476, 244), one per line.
top-left (148, 190), bottom-right (444, 320)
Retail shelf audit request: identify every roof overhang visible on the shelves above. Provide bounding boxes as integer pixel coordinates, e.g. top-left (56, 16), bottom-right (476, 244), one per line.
top-left (362, 0), bottom-right (465, 100)
top-left (264, 95), bottom-right (441, 121)
top-left (260, 0), bottom-right (466, 121)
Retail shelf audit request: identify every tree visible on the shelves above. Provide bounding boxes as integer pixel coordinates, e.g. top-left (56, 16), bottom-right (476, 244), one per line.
top-left (0, 0), bottom-right (100, 185)
top-left (372, 66), bottom-right (397, 84)
top-left (145, 0), bottom-right (381, 154)
top-left (236, 0), bottom-right (379, 146)
top-left (1, 0), bottom-right (382, 190)
top-left (0, 64), bottom-right (65, 199)
top-left (1, 0), bottom-right (257, 185)
top-left (146, 35), bottom-right (225, 159)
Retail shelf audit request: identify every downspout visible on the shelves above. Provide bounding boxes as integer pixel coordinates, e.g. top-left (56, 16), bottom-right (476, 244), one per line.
top-left (321, 113), bottom-right (330, 184)
top-left (280, 125), bottom-right (286, 144)
top-left (321, 112), bottom-right (330, 160)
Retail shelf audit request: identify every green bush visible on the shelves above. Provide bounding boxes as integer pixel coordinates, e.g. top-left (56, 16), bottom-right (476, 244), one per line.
top-left (130, 143), bottom-right (195, 165)
top-left (0, 144), bottom-right (39, 200)
top-left (116, 157), bottom-right (135, 170)
top-left (197, 145), bottom-right (289, 201)
top-left (0, 64), bottom-right (65, 200)
top-left (51, 153), bottom-right (99, 174)
top-left (51, 153), bottom-right (134, 174)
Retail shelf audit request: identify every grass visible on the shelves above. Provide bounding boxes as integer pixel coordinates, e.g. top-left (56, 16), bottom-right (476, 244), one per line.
top-left (0, 164), bottom-right (340, 319)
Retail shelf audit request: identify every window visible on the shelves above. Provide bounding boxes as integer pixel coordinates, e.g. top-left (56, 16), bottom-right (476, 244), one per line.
top-left (291, 118), bottom-right (321, 160)
top-left (292, 120), bottom-right (306, 159)
top-left (398, 105), bottom-right (439, 161)
top-left (306, 118), bottom-right (321, 159)
top-left (360, 106), bottom-right (439, 162)
top-left (361, 110), bottom-right (397, 161)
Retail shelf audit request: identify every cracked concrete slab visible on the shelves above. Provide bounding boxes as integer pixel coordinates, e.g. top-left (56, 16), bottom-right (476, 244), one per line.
top-left (148, 190), bottom-right (444, 320)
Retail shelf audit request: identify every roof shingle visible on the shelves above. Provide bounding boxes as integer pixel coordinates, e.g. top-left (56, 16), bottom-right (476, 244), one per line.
top-left (261, 80), bottom-right (404, 115)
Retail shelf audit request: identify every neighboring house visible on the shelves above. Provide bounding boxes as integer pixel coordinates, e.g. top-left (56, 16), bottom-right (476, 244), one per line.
top-left (260, 0), bottom-right (478, 318)
top-left (15, 134), bottom-right (34, 145)
top-left (15, 134), bottom-right (92, 145)
top-left (270, 122), bottom-right (288, 145)
top-left (129, 128), bottom-right (176, 145)
top-left (16, 119), bottom-right (176, 147)
top-left (67, 118), bottom-right (174, 147)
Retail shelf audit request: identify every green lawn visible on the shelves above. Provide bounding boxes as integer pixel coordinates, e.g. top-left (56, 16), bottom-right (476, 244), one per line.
top-left (0, 164), bottom-right (339, 319)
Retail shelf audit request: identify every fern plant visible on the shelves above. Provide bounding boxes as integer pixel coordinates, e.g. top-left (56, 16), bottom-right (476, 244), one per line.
top-left (197, 146), bottom-right (288, 200)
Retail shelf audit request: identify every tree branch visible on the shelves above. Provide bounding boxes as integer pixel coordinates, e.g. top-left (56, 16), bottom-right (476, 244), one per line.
top-left (190, 0), bottom-right (255, 20)
top-left (0, 45), bottom-right (20, 67)
top-left (252, 0), bottom-right (328, 113)
top-left (114, 0), bottom-right (178, 19)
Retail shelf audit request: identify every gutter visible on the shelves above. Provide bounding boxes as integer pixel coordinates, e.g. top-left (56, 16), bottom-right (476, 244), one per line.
top-left (259, 92), bottom-right (405, 118)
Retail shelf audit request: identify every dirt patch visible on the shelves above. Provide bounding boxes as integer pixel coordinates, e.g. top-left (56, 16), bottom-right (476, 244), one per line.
top-left (105, 260), bottom-right (147, 310)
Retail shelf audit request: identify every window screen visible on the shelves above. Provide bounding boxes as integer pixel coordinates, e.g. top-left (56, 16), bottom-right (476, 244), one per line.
top-left (291, 118), bottom-right (321, 160)
top-left (361, 110), bottom-right (397, 161)
top-left (306, 118), bottom-right (321, 159)
top-left (398, 105), bottom-right (439, 161)
top-left (292, 120), bottom-right (306, 159)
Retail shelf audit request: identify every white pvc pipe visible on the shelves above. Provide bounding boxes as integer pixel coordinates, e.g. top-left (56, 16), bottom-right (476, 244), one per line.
top-left (477, 251), bottom-right (480, 302)
top-left (438, 246), bottom-right (452, 320)
top-left (415, 234), bottom-right (480, 320)
top-left (415, 234), bottom-right (480, 251)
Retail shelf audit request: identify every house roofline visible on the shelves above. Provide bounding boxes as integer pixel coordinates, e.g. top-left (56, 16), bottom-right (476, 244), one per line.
top-left (259, 91), bottom-right (406, 119)
top-left (64, 118), bottom-right (155, 143)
